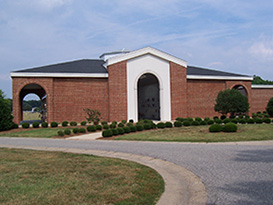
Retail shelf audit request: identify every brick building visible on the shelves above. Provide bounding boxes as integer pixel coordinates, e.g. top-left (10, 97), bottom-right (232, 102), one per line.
top-left (11, 47), bottom-right (273, 124)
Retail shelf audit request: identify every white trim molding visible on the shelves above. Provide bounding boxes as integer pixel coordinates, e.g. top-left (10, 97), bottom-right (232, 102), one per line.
top-left (106, 46), bottom-right (187, 68)
top-left (10, 72), bottom-right (108, 78)
top-left (187, 75), bottom-right (253, 81)
top-left (251, 85), bottom-right (273, 89)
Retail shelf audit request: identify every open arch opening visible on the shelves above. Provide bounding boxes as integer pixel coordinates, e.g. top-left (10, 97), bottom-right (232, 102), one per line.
top-left (232, 85), bottom-right (248, 97)
top-left (137, 73), bottom-right (160, 120)
top-left (19, 84), bottom-right (47, 123)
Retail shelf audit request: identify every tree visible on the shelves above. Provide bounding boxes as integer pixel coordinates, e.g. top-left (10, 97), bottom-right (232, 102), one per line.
top-left (266, 97), bottom-right (273, 117)
top-left (214, 89), bottom-right (249, 117)
top-left (252, 75), bottom-right (273, 85)
top-left (0, 90), bottom-right (14, 131)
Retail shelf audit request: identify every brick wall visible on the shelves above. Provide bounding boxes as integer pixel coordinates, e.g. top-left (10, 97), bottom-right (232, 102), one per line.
top-left (108, 61), bottom-right (127, 122)
top-left (170, 62), bottom-right (187, 119)
top-left (251, 88), bottom-right (273, 113)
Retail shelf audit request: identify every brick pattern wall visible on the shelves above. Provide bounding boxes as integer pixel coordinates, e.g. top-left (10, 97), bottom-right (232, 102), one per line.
top-left (170, 62), bottom-right (187, 119)
top-left (251, 89), bottom-right (273, 113)
top-left (53, 78), bottom-right (109, 122)
top-left (108, 61), bottom-right (127, 122)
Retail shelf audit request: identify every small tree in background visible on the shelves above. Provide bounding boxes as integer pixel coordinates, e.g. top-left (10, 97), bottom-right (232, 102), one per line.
top-left (214, 89), bottom-right (249, 117)
top-left (0, 90), bottom-right (14, 131)
top-left (266, 97), bottom-right (273, 117)
top-left (83, 108), bottom-right (101, 125)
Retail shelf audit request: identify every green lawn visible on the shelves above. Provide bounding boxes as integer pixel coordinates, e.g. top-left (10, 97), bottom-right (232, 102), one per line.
top-left (114, 124), bottom-right (273, 142)
top-left (0, 148), bottom-right (164, 205)
top-left (0, 128), bottom-right (61, 138)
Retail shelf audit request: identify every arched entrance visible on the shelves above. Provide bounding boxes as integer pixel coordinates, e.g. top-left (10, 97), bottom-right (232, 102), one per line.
top-left (19, 84), bottom-right (47, 123)
top-left (137, 73), bottom-right (160, 120)
top-left (233, 85), bottom-right (248, 97)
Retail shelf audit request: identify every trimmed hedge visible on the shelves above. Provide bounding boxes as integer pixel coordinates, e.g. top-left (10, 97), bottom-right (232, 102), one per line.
top-left (111, 128), bottom-right (119, 136)
top-left (239, 119), bottom-right (247, 124)
top-left (130, 126), bottom-right (137, 132)
top-left (81, 121), bottom-right (87, 126)
top-left (207, 120), bottom-right (214, 125)
top-left (117, 127), bottom-right (125, 135)
top-left (247, 119), bottom-right (255, 124)
top-left (209, 124), bottom-right (222, 132)
top-left (222, 123), bottom-right (237, 132)
top-left (22, 122), bottom-right (30, 129)
top-left (64, 129), bottom-right (71, 135)
top-left (101, 121), bottom-right (108, 125)
top-left (110, 123), bottom-right (116, 128)
top-left (176, 117), bottom-right (184, 122)
top-left (143, 124), bottom-right (151, 130)
top-left (223, 118), bottom-right (231, 124)
top-left (87, 125), bottom-right (96, 132)
top-left (123, 126), bottom-right (131, 133)
top-left (41, 122), bottom-right (48, 128)
top-left (231, 118), bottom-right (238, 124)
top-left (32, 122), bottom-right (40, 128)
top-left (136, 125), bottom-right (144, 131)
top-left (102, 129), bottom-right (113, 137)
top-left (174, 121), bottom-right (182, 127)
top-left (200, 120), bottom-right (207, 126)
top-left (79, 128), bottom-right (86, 133)
top-left (195, 117), bottom-right (202, 122)
top-left (96, 125), bottom-right (102, 130)
top-left (57, 131), bottom-right (64, 136)
top-left (255, 118), bottom-right (263, 124)
top-left (191, 121), bottom-right (200, 126)
top-left (70, 121), bottom-right (77, 126)
top-left (183, 121), bottom-right (191, 126)
top-left (118, 123), bottom-right (124, 127)
top-left (73, 128), bottom-right (79, 134)
top-left (51, 122), bottom-right (58, 128)
top-left (215, 119), bottom-right (222, 124)
top-left (165, 122), bottom-right (173, 128)
top-left (157, 122), bottom-right (165, 129)
top-left (263, 118), bottom-right (271, 124)
top-left (62, 121), bottom-right (68, 127)
top-left (103, 124), bottom-right (109, 129)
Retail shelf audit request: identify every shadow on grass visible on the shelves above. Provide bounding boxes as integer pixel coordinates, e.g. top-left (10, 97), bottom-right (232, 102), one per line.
top-left (234, 148), bottom-right (273, 163)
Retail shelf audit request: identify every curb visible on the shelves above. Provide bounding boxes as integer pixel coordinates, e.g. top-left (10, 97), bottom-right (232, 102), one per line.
top-left (0, 144), bottom-right (207, 205)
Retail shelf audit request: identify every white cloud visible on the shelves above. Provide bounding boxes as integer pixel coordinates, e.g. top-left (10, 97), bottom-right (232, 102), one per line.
top-left (249, 36), bottom-right (273, 61)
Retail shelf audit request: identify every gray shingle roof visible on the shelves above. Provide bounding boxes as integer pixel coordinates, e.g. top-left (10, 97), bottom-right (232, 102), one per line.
top-left (187, 65), bottom-right (250, 77)
top-left (14, 59), bottom-right (107, 74)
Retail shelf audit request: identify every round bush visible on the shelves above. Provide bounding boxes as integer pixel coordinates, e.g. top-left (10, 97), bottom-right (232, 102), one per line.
top-left (183, 121), bottom-right (191, 126)
top-left (121, 120), bottom-right (127, 124)
top-left (223, 118), bottom-right (231, 124)
top-left (70, 121), bottom-right (77, 126)
top-left (64, 129), bottom-right (71, 135)
top-left (191, 121), bottom-right (200, 126)
top-left (215, 119), bottom-right (222, 124)
top-left (123, 126), bottom-right (131, 133)
top-left (255, 118), bottom-right (263, 124)
top-left (157, 122), bottom-right (166, 129)
top-left (57, 131), bottom-right (64, 136)
top-left (207, 120), bottom-right (214, 125)
top-left (174, 121), bottom-right (182, 127)
top-left (117, 127), bottom-right (125, 135)
top-left (41, 122), bottom-right (48, 128)
top-left (62, 121), bottom-right (68, 127)
top-left (143, 123), bottom-right (151, 130)
top-left (51, 122), bottom-right (58, 128)
top-left (79, 128), bottom-right (86, 133)
top-left (118, 123), bottom-right (124, 127)
top-left (102, 129), bottom-right (113, 137)
top-left (239, 119), bottom-right (247, 124)
top-left (103, 124), bottom-right (109, 129)
top-left (81, 121), bottom-right (87, 126)
top-left (213, 116), bottom-right (219, 120)
top-left (165, 121), bottom-right (173, 128)
top-left (129, 119), bottom-right (134, 123)
top-left (110, 123), bottom-right (116, 128)
top-left (143, 119), bottom-right (152, 124)
top-left (87, 125), bottom-right (96, 132)
top-left (101, 121), bottom-right (108, 125)
top-left (186, 117), bottom-right (193, 122)
top-left (126, 122), bottom-right (133, 127)
top-left (204, 117), bottom-right (210, 122)
top-left (195, 117), bottom-right (202, 122)
top-left (151, 123), bottom-right (157, 129)
top-left (96, 125), bottom-right (102, 130)
top-left (12, 123), bottom-right (19, 129)
top-left (22, 122), bottom-right (30, 129)
top-left (136, 125), bottom-right (144, 131)
top-left (222, 123), bottom-right (237, 132)
top-left (209, 124), bottom-right (222, 132)
top-left (200, 121), bottom-right (207, 126)
top-left (175, 117), bottom-right (184, 122)
top-left (130, 126), bottom-right (137, 132)
top-left (247, 119), bottom-right (255, 124)
top-left (32, 122), bottom-right (40, 128)
top-left (263, 118), bottom-right (271, 124)
top-left (73, 128), bottom-right (79, 134)
top-left (220, 115), bottom-right (227, 120)
top-left (231, 118), bottom-right (239, 124)
top-left (112, 121), bottom-right (117, 125)
top-left (111, 128), bottom-right (119, 136)
top-left (252, 113), bottom-right (257, 118)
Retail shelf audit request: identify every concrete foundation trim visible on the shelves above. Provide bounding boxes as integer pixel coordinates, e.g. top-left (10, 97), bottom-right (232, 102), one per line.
top-left (0, 145), bottom-right (207, 205)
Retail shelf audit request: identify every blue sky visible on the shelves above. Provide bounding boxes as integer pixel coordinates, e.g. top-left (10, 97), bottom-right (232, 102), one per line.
top-left (0, 0), bottom-right (272, 99)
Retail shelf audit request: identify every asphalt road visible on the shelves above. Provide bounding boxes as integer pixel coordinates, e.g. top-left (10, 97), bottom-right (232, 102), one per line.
top-left (0, 137), bottom-right (272, 205)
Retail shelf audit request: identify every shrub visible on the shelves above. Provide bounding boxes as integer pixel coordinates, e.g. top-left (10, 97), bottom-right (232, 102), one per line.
top-left (129, 119), bottom-right (134, 123)
top-left (102, 129), bottom-right (113, 137)
top-left (103, 124), bottom-right (109, 129)
top-left (157, 122), bottom-right (166, 129)
top-left (130, 126), bottom-right (137, 132)
top-left (204, 117), bottom-right (210, 122)
top-left (96, 125), bottom-right (102, 130)
top-left (207, 120), bottom-right (214, 125)
top-left (263, 113), bottom-right (269, 118)
top-left (255, 118), bottom-right (263, 124)
top-left (209, 124), bottom-right (222, 132)
top-left (64, 129), bottom-right (71, 135)
top-left (126, 122), bottom-right (133, 127)
top-left (123, 126), bottom-right (131, 133)
top-left (121, 120), bottom-right (127, 124)
top-left (83, 108), bottom-right (101, 124)
top-left (12, 123), bottom-right (19, 129)
top-left (213, 116), bottom-right (219, 120)
top-left (176, 117), bottom-right (184, 122)
top-left (222, 123), bottom-right (237, 132)
top-left (200, 121), bottom-right (207, 126)
top-left (165, 121), bottom-right (173, 128)
top-left (186, 117), bottom-right (193, 122)
top-left (109, 123), bottom-right (116, 128)
top-left (79, 128), bottom-right (86, 133)
top-left (111, 128), bottom-right (119, 136)
top-left (151, 123), bottom-right (157, 129)
top-left (87, 125), bottom-right (96, 132)
top-left (117, 127), bottom-right (125, 135)
top-left (266, 97), bottom-right (273, 117)
top-left (195, 117), bottom-right (202, 122)
top-left (247, 118), bottom-right (255, 124)
top-left (70, 121), bottom-right (77, 126)
top-left (263, 118), bottom-right (271, 124)
top-left (101, 121), bottom-right (108, 125)
top-left (41, 122), bottom-right (48, 128)
top-left (143, 124), bottom-right (151, 130)
top-left (118, 123), bottom-right (124, 127)
top-left (239, 119), bottom-right (247, 124)
top-left (183, 121), bottom-right (191, 126)
top-left (0, 90), bottom-right (14, 131)
top-left (62, 121), bottom-right (68, 127)
top-left (51, 122), bottom-right (58, 128)
top-left (215, 119), bottom-right (222, 124)
top-left (231, 118), bottom-right (239, 124)
top-left (191, 121), bottom-right (200, 126)
top-left (223, 118), bottom-right (231, 124)
top-left (81, 121), bottom-right (87, 126)
top-left (73, 128), bottom-right (79, 134)
top-left (57, 131), bottom-right (64, 136)
top-left (32, 122), bottom-right (40, 128)
top-left (112, 121), bottom-right (117, 125)
top-left (136, 124), bottom-right (144, 131)
top-left (220, 115), bottom-right (227, 120)
top-left (143, 119), bottom-right (152, 124)
top-left (22, 122), bottom-right (30, 129)
top-left (174, 121), bottom-right (182, 127)
top-left (252, 113), bottom-right (257, 118)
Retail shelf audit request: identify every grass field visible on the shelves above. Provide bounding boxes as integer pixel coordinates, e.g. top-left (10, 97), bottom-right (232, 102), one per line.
top-left (0, 148), bottom-right (164, 204)
top-left (0, 128), bottom-right (61, 138)
top-left (114, 124), bottom-right (273, 142)
top-left (23, 112), bottom-right (41, 121)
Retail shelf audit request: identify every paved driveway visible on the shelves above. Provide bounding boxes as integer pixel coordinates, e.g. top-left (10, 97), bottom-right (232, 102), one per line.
top-left (0, 138), bottom-right (272, 205)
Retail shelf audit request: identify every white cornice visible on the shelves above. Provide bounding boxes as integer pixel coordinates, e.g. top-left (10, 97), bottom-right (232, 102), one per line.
top-left (10, 72), bottom-right (108, 78)
top-left (187, 75), bottom-right (253, 81)
top-left (251, 84), bottom-right (273, 89)
top-left (105, 46), bottom-right (187, 68)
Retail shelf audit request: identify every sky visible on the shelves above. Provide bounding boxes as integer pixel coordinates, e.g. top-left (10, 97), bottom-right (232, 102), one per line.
top-left (0, 0), bottom-right (272, 99)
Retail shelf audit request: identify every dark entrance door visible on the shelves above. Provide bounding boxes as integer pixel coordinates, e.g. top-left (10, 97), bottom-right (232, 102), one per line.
top-left (137, 73), bottom-right (160, 120)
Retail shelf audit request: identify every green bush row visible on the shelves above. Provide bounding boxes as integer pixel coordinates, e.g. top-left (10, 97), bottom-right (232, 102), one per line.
top-left (209, 123), bottom-right (238, 133)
